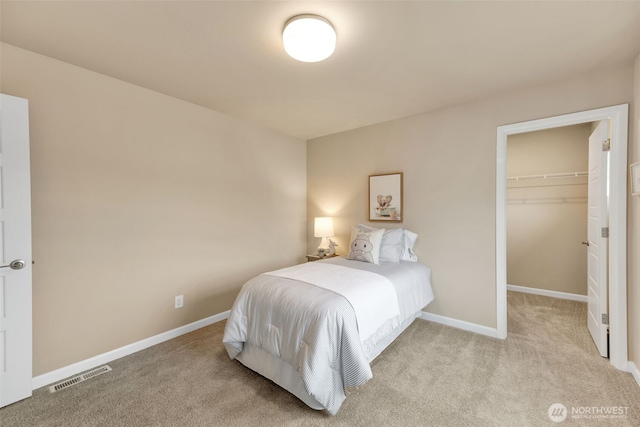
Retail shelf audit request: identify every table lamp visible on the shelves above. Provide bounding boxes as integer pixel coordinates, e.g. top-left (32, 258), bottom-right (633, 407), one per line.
top-left (314, 217), bottom-right (334, 256)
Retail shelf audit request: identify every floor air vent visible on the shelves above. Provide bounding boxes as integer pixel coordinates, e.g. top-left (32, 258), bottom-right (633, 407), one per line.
top-left (49, 365), bottom-right (113, 393)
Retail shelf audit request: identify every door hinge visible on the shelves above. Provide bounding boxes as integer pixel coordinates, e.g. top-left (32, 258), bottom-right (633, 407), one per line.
top-left (602, 139), bottom-right (611, 152)
top-left (602, 313), bottom-right (609, 325)
top-left (601, 227), bottom-right (609, 238)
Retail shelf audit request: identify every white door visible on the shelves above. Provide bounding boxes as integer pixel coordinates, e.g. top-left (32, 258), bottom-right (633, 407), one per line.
top-left (0, 94), bottom-right (33, 407)
top-left (587, 120), bottom-right (609, 358)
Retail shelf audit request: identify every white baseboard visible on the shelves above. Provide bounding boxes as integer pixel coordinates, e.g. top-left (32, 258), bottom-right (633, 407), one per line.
top-left (32, 310), bottom-right (230, 390)
top-left (420, 311), bottom-right (499, 339)
top-left (507, 284), bottom-right (588, 303)
top-left (628, 361), bottom-right (640, 388)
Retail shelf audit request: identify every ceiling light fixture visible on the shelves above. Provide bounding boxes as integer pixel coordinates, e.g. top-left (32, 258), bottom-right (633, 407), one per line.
top-left (283, 15), bottom-right (336, 62)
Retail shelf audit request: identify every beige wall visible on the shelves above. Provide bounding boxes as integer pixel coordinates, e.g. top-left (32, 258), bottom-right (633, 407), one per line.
top-left (2, 41), bottom-right (639, 377)
top-left (630, 54), bottom-right (640, 372)
top-left (506, 125), bottom-right (591, 295)
top-left (1, 43), bottom-right (307, 376)
top-left (308, 63), bottom-right (633, 328)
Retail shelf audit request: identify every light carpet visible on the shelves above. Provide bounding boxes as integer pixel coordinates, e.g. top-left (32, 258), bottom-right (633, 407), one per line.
top-left (1, 292), bottom-right (638, 426)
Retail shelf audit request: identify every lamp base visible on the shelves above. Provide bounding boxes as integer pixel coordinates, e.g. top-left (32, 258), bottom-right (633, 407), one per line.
top-left (317, 237), bottom-right (330, 255)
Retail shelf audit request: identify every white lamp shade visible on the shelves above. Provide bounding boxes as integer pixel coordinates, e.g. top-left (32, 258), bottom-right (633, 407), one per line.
top-left (283, 15), bottom-right (336, 62)
top-left (314, 217), bottom-right (334, 238)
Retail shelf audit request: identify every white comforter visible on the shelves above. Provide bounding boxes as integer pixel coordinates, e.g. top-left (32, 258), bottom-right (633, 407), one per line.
top-left (264, 262), bottom-right (400, 342)
top-left (223, 257), bottom-right (433, 415)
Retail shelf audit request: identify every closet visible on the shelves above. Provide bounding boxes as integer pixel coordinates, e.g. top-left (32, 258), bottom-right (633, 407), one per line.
top-left (506, 124), bottom-right (592, 297)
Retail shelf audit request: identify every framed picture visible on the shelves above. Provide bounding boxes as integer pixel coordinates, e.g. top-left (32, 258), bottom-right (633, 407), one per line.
top-left (369, 172), bottom-right (403, 222)
top-left (631, 162), bottom-right (640, 196)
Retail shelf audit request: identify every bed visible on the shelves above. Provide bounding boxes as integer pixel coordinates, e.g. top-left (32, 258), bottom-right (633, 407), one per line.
top-left (223, 227), bottom-right (433, 414)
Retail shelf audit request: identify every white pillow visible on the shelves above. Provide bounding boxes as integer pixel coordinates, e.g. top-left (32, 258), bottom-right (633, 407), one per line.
top-left (348, 226), bottom-right (385, 264)
top-left (402, 229), bottom-right (419, 262)
top-left (356, 224), bottom-right (405, 263)
top-left (380, 228), bottom-right (405, 263)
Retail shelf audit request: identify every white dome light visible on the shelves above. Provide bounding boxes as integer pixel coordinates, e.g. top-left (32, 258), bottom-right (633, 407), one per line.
top-left (283, 15), bottom-right (336, 62)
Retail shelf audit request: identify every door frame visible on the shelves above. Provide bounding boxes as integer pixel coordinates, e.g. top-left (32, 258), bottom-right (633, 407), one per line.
top-left (496, 104), bottom-right (628, 371)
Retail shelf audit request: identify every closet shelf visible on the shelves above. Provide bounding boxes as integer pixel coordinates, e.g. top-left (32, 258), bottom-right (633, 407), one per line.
top-left (507, 171), bottom-right (588, 189)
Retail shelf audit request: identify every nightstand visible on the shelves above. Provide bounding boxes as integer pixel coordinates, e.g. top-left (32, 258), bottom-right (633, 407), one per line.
top-left (306, 254), bottom-right (338, 262)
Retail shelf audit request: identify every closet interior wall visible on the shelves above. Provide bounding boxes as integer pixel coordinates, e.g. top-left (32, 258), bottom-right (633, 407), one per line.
top-left (507, 124), bottom-right (592, 296)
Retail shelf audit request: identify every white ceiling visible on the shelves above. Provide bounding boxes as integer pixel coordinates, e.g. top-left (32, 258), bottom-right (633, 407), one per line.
top-left (2, 1), bottom-right (639, 140)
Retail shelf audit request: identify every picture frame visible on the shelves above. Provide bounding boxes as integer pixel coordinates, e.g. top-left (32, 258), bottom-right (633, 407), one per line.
top-left (369, 172), bottom-right (403, 222)
top-left (631, 162), bottom-right (640, 196)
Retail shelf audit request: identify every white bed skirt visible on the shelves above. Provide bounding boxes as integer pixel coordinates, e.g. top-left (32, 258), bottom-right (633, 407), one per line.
top-left (235, 310), bottom-right (422, 411)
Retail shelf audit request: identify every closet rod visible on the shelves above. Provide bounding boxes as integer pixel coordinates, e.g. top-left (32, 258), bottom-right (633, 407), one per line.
top-left (506, 171), bottom-right (588, 189)
top-left (507, 171), bottom-right (587, 181)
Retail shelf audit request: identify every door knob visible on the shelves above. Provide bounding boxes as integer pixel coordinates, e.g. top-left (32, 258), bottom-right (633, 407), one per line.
top-left (0, 259), bottom-right (26, 270)
top-left (581, 241), bottom-right (590, 246)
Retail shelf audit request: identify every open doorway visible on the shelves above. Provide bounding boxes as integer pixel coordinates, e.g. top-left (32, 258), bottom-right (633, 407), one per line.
top-left (496, 104), bottom-right (629, 371)
top-left (506, 124), bottom-right (591, 303)
top-left (505, 123), bottom-right (609, 358)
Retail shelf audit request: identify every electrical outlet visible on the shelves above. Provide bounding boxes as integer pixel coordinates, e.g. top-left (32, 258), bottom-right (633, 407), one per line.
top-left (175, 295), bottom-right (184, 309)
